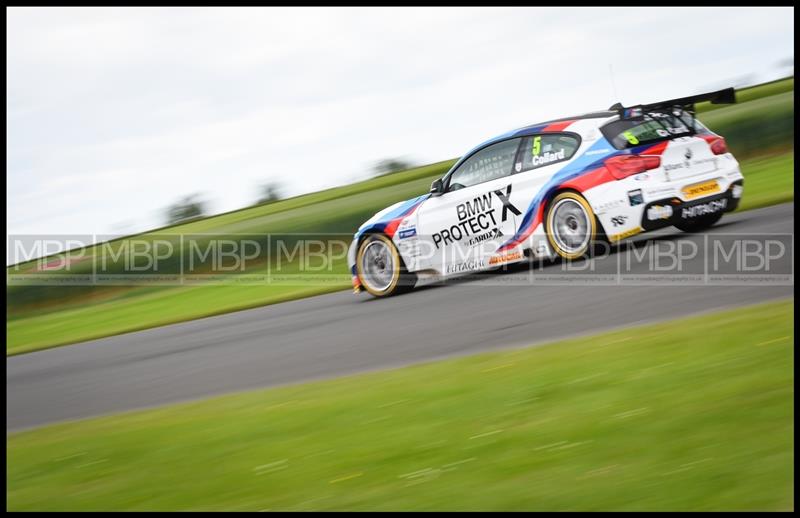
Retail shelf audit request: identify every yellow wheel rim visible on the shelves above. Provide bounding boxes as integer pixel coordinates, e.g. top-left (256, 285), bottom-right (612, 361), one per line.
top-left (545, 192), bottom-right (597, 260)
top-left (356, 234), bottom-right (401, 296)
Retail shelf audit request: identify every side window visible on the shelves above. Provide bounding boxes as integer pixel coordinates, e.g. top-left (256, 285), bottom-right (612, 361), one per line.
top-left (519, 134), bottom-right (580, 172)
top-left (447, 138), bottom-right (521, 192)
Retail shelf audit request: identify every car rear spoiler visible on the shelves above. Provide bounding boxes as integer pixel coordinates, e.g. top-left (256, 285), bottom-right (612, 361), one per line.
top-left (609, 87), bottom-right (736, 120)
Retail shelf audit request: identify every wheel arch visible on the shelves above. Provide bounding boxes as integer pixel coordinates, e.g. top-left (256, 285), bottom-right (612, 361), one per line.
top-left (354, 229), bottom-right (411, 268)
top-left (542, 188), bottom-right (608, 239)
top-left (542, 187), bottom-right (609, 240)
top-left (542, 189), bottom-right (608, 258)
top-left (354, 230), bottom-right (416, 296)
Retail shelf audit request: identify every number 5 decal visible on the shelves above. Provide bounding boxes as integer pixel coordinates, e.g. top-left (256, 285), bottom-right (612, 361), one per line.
top-left (623, 130), bottom-right (639, 145)
top-left (532, 136), bottom-right (542, 156)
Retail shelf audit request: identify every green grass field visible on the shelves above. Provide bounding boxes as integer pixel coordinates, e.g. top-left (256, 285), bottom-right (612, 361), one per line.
top-left (696, 76), bottom-right (793, 113)
top-left (699, 89), bottom-right (793, 158)
top-left (736, 153), bottom-right (795, 211)
top-left (7, 300), bottom-right (794, 511)
top-left (6, 78), bottom-right (794, 355)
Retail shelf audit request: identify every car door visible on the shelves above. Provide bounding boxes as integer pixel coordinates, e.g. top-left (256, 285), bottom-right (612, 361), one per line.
top-left (503, 132), bottom-right (583, 250)
top-left (415, 137), bottom-right (523, 275)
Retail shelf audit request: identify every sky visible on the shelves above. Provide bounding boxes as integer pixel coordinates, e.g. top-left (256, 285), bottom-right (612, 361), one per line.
top-left (6, 6), bottom-right (794, 238)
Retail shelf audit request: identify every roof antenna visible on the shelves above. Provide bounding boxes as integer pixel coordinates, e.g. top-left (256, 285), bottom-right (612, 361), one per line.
top-left (608, 63), bottom-right (619, 104)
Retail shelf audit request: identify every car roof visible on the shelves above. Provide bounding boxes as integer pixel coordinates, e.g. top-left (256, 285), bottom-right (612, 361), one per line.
top-left (489, 110), bottom-right (618, 144)
top-left (519, 110), bottom-right (619, 131)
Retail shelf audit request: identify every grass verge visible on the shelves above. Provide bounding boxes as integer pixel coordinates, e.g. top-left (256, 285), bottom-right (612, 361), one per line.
top-left (736, 152), bottom-right (794, 211)
top-left (7, 299), bottom-right (794, 511)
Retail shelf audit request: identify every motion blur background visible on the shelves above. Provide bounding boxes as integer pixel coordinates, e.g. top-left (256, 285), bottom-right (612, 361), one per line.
top-left (7, 6), bottom-right (794, 236)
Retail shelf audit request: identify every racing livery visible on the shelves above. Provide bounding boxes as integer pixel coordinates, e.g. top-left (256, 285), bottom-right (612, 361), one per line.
top-left (349, 88), bottom-right (744, 297)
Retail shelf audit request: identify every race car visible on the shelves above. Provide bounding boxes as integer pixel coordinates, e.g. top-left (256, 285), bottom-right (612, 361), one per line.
top-left (349, 88), bottom-right (744, 297)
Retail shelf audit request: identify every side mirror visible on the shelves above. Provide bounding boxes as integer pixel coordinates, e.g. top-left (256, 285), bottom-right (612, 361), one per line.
top-left (430, 179), bottom-right (444, 196)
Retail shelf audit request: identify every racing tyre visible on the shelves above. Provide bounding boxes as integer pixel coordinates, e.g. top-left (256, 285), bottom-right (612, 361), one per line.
top-left (356, 233), bottom-right (416, 297)
top-left (673, 212), bottom-right (723, 233)
top-left (545, 191), bottom-right (598, 260)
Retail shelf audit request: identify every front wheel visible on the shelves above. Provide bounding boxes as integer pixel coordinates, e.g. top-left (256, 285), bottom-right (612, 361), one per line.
top-left (355, 234), bottom-right (416, 297)
top-left (544, 192), bottom-right (598, 260)
top-left (673, 212), bottom-right (723, 233)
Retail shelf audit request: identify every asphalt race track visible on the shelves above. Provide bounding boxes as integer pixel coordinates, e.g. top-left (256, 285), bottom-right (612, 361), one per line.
top-left (7, 203), bottom-right (794, 431)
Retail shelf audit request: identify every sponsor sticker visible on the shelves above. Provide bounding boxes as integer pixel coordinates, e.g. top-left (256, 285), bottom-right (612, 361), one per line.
top-left (431, 184), bottom-right (520, 250)
top-left (647, 205), bottom-right (673, 221)
top-left (446, 259), bottom-right (485, 274)
top-left (594, 199), bottom-right (626, 212)
top-left (628, 189), bottom-right (644, 206)
top-left (682, 179), bottom-right (720, 200)
top-left (488, 250), bottom-right (523, 265)
top-left (467, 228), bottom-right (503, 247)
top-left (663, 162), bottom-right (684, 172)
top-left (610, 215), bottom-right (628, 227)
top-left (398, 228), bottom-right (417, 239)
top-left (663, 157), bottom-right (717, 174)
top-left (645, 186), bottom-right (675, 197)
top-left (681, 198), bottom-right (727, 219)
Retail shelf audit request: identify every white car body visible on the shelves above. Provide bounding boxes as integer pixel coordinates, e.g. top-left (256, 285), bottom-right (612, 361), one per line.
top-left (349, 91), bottom-right (744, 294)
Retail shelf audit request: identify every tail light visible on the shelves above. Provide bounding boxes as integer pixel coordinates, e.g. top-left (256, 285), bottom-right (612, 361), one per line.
top-left (604, 154), bottom-right (661, 180)
top-left (709, 136), bottom-right (728, 155)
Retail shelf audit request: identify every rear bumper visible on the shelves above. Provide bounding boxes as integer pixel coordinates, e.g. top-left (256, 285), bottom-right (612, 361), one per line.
top-left (640, 179), bottom-right (743, 231)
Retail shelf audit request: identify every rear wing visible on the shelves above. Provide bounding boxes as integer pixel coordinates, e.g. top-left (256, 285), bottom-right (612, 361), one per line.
top-left (609, 87), bottom-right (736, 120)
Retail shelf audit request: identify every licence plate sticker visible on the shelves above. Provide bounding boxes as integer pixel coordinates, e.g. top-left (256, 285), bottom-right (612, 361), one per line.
top-left (682, 180), bottom-right (720, 200)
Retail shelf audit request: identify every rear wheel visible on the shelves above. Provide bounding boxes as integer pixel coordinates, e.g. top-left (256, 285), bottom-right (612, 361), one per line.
top-left (545, 192), bottom-right (597, 260)
top-left (673, 212), bottom-right (723, 233)
top-left (356, 234), bottom-right (415, 297)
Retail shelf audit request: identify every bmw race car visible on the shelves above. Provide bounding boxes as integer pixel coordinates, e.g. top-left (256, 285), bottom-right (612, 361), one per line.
top-left (349, 88), bottom-right (744, 297)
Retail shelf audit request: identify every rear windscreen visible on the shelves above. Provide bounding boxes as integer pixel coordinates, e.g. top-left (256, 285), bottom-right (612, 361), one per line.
top-left (601, 110), bottom-right (699, 150)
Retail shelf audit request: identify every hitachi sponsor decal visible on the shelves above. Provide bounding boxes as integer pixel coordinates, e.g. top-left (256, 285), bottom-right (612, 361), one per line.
top-left (681, 198), bottom-right (727, 218)
top-left (446, 259), bottom-right (485, 274)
